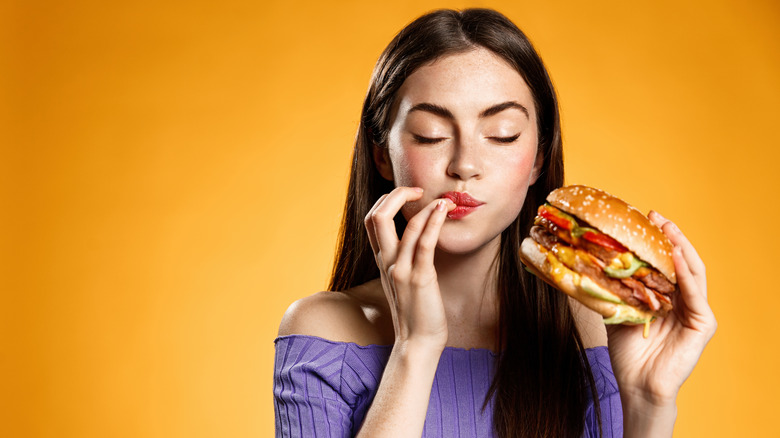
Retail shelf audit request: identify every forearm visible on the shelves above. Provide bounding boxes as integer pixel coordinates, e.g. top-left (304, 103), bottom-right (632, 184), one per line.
top-left (356, 340), bottom-right (442, 437)
top-left (621, 392), bottom-right (677, 438)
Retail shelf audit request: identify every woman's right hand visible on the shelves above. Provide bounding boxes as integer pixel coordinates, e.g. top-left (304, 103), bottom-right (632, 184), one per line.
top-left (357, 187), bottom-right (456, 437)
top-left (364, 187), bottom-right (455, 352)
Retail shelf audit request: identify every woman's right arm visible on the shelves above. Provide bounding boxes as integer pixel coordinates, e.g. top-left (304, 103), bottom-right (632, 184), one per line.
top-left (276, 188), bottom-right (454, 437)
top-left (356, 187), bottom-right (455, 437)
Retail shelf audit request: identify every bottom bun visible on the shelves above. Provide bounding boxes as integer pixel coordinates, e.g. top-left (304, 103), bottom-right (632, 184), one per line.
top-left (519, 237), bottom-right (655, 325)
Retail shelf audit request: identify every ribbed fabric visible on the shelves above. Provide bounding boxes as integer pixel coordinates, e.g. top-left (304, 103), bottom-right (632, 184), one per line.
top-left (273, 334), bottom-right (622, 437)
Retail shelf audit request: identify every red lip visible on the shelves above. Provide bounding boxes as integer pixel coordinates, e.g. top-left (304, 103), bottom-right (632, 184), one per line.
top-left (440, 191), bottom-right (484, 219)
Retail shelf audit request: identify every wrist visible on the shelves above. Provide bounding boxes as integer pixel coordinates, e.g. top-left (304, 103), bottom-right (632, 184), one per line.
top-left (393, 337), bottom-right (446, 363)
top-left (395, 327), bottom-right (448, 354)
top-left (621, 391), bottom-right (678, 438)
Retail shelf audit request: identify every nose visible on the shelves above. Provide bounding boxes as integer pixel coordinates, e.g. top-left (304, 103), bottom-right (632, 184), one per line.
top-left (446, 137), bottom-right (483, 180)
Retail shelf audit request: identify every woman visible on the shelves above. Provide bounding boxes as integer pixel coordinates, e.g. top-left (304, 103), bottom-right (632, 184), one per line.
top-left (274, 8), bottom-right (715, 437)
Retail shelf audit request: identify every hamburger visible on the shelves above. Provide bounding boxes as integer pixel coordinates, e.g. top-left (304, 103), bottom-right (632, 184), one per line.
top-left (519, 185), bottom-right (677, 334)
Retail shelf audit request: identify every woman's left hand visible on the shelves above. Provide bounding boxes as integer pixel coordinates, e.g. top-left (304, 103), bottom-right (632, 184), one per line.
top-left (606, 210), bottom-right (717, 410)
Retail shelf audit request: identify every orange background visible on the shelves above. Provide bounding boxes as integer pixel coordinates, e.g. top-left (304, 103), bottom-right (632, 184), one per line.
top-left (3, 0), bottom-right (779, 436)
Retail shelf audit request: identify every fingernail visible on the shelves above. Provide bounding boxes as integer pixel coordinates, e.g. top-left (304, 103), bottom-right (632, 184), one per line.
top-left (651, 210), bottom-right (667, 221)
top-left (436, 199), bottom-right (446, 211)
top-left (413, 187), bottom-right (424, 193)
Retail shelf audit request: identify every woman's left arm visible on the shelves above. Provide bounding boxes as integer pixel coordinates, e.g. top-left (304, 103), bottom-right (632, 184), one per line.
top-left (606, 210), bottom-right (717, 438)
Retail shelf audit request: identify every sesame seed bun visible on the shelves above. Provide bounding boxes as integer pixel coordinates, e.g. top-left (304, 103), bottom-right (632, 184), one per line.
top-left (546, 185), bottom-right (676, 284)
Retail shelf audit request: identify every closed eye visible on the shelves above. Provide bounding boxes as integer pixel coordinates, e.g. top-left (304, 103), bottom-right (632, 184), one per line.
top-left (490, 134), bottom-right (521, 144)
top-left (412, 134), bottom-right (446, 144)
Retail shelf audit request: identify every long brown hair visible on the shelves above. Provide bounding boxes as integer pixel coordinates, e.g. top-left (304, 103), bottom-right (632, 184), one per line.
top-left (328, 8), bottom-right (601, 437)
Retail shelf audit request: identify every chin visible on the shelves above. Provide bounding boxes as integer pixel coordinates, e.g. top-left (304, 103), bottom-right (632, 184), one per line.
top-left (434, 232), bottom-right (502, 257)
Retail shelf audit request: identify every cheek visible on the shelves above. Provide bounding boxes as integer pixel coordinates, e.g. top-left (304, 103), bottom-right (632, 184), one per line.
top-left (389, 148), bottom-right (434, 187)
top-left (388, 149), bottom-right (432, 220)
top-left (500, 148), bottom-right (538, 187)
top-left (495, 149), bottom-right (539, 212)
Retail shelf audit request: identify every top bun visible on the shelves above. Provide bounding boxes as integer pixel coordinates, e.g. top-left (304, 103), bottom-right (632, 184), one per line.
top-left (546, 185), bottom-right (676, 284)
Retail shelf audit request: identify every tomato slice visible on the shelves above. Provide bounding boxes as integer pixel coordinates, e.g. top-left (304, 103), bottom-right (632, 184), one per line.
top-left (537, 204), bottom-right (628, 252)
top-left (538, 206), bottom-right (574, 230)
top-left (582, 231), bottom-right (628, 252)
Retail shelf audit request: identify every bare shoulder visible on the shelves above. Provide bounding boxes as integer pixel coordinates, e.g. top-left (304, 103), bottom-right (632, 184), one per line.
top-left (277, 278), bottom-right (394, 346)
top-left (568, 297), bottom-right (608, 349)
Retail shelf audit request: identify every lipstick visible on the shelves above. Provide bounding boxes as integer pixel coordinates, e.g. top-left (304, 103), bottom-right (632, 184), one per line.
top-left (440, 191), bottom-right (484, 219)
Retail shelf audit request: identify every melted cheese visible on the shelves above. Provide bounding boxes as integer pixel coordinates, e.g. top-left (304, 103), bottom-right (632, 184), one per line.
top-left (545, 250), bottom-right (580, 286)
top-left (607, 256), bottom-right (625, 270)
top-left (550, 243), bottom-right (577, 270)
top-left (608, 252), bottom-right (636, 270)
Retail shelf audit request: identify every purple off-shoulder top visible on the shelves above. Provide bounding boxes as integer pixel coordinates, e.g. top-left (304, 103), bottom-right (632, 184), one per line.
top-left (274, 335), bottom-right (622, 437)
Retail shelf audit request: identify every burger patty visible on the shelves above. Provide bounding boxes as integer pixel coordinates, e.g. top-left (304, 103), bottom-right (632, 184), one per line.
top-left (529, 225), bottom-right (673, 314)
top-left (634, 268), bottom-right (676, 295)
top-left (530, 223), bottom-right (559, 249)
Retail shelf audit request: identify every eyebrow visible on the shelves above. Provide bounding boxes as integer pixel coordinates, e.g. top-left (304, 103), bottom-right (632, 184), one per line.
top-left (407, 101), bottom-right (530, 119)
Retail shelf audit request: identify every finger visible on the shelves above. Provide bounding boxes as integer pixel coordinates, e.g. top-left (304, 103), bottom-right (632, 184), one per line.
top-left (648, 209), bottom-right (668, 226)
top-left (365, 194), bottom-right (389, 254)
top-left (661, 221), bottom-right (706, 291)
top-left (672, 245), bottom-right (711, 311)
top-left (672, 247), bottom-right (718, 342)
top-left (649, 211), bottom-right (706, 289)
top-left (413, 199), bottom-right (452, 268)
top-left (396, 198), bottom-right (455, 266)
top-left (368, 187), bottom-right (424, 261)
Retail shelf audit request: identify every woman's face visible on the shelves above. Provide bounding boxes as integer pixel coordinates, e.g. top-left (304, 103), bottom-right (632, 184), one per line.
top-left (379, 47), bottom-right (543, 255)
